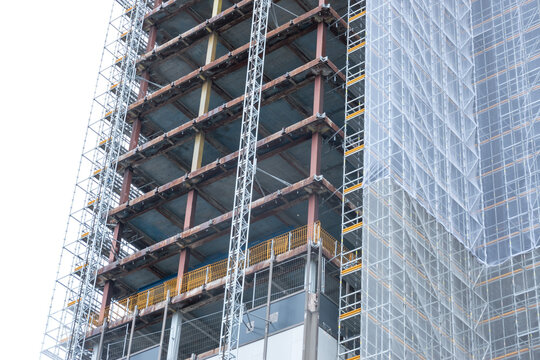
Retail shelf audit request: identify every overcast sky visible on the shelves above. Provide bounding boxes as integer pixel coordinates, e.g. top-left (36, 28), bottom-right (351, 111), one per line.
top-left (0, 1), bottom-right (112, 358)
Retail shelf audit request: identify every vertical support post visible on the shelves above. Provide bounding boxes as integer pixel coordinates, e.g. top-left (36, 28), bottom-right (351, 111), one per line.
top-left (167, 312), bottom-right (184, 360)
top-left (176, 247), bottom-right (191, 293)
top-left (303, 5), bottom-right (326, 358)
top-left (99, 0), bottom-right (161, 323)
top-left (183, 0), bottom-right (223, 234)
top-left (157, 291), bottom-right (170, 360)
top-left (252, 272), bottom-right (257, 308)
top-left (126, 306), bottom-right (138, 360)
top-left (178, 0), bottom-right (223, 309)
top-left (307, 11), bottom-right (326, 228)
top-left (183, 188), bottom-right (198, 231)
top-left (288, 232), bottom-right (292, 251)
top-left (262, 243), bottom-right (275, 360)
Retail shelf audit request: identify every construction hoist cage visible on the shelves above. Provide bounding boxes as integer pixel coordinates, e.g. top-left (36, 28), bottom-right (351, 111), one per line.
top-left (40, 1), bottom-right (150, 359)
top-left (218, 0), bottom-right (273, 358)
top-left (338, 0), bottom-right (366, 359)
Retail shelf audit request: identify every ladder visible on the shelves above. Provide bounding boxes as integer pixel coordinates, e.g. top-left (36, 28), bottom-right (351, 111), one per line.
top-left (338, 0), bottom-right (366, 359)
top-left (41, 1), bottom-right (149, 359)
top-left (218, 0), bottom-right (272, 358)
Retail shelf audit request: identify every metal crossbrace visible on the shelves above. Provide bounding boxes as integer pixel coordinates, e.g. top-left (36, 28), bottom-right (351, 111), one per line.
top-left (218, 0), bottom-right (272, 358)
top-left (41, 1), bottom-right (149, 359)
top-left (338, 0), bottom-right (365, 359)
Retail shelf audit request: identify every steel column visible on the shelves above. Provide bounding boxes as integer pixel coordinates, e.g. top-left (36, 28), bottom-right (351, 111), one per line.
top-left (182, 0), bottom-right (223, 246)
top-left (303, 8), bottom-right (326, 359)
top-left (176, 247), bottom-right (191, 293)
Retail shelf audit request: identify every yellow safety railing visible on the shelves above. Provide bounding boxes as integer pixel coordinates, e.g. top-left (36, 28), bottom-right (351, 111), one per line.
top-left (101, 222), bottom-right (349, 325)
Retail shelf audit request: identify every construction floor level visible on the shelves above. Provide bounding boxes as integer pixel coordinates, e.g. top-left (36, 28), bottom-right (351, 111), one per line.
top-left (41, 0), bottom-right (540, 359)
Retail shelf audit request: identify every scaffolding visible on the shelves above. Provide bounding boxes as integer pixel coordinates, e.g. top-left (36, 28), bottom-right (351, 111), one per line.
top-left (41, 1), bottom-right (150, 359)
top-left (39, 0), bottom-right (540, 358)
top-left (356, 0), bottom-right (486, 358)
top-left (219, 0), bottom-right (272, 358)
top-left (337, 0), bottom-right (365, 358)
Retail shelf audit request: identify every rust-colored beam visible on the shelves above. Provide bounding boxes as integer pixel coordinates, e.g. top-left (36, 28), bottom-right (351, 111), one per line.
top-left (128, 6), bottom-right (335, 121)
top-left (110, 115), bottom-right (341, 222)
top-left (304, 4), bottom-right (327, 357)
top-left (140, 0), bottom-right (253, 69)
top-left (97, 176), bottom-right (341, 284)
top-left (307, 10), bottom-right (327, 228)
top-left (141, 1), bottom-right (347, 73)
top-left (117, 58), bottom-right (343, 173)
top-left (178, 0), bottom-right (223, 287)
top-left (176, 248), bottom-right (190, 292)
top-left (144, 0), bottom-right (204, 30)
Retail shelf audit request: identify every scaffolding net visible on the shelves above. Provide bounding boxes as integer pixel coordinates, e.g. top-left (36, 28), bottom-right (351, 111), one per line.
top-left (355, 0), bottom-right (540, 358)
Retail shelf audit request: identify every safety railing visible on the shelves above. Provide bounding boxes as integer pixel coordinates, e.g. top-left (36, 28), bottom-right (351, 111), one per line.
top-left (96, 222), bottom-right (346, 326)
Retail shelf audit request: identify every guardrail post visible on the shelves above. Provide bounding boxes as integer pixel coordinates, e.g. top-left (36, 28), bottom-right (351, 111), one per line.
top-left (316, 222), bottom-right (321, 245)
top-left (263, 246), bottom-right (275, 360)
top-left (157, 290), bottom-right (170, 360)
top-left (334, 240), bottom-right (338, 258)
top-left (205, 266), bottom-right (209, 284)
top-left (146, 290), bottom-right (150, 308)
top-left (247, 249), bottom-right (250, 267)
top-left (288, 232), bottom-right (292, 251)
top-left (252, 272), bottom-right (257, 309)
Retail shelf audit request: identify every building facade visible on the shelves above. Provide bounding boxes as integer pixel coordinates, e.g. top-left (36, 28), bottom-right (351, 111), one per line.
top-left (41, 0), bottom-right (539, 359)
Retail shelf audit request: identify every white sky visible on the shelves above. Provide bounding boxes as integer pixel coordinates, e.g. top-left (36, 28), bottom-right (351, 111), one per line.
top-left (0, 1), bottom-right (112, 358)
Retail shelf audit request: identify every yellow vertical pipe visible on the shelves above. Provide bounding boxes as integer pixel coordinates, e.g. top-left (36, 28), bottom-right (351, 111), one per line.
top-left (191, 0), bottom-right (223, 171)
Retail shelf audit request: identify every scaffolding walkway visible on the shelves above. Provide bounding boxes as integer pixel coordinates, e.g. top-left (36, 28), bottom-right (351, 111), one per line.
top-left (40, 1), bottom-right (150, 359)
top-left (338, 0), bottom-right (366, 359)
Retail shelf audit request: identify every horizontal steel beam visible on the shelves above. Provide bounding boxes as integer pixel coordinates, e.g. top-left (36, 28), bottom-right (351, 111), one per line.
top-left (127, 5), bottom-right (338, 121)
top-left (118, 57), bottom-right (342, 173)
top-left (98, 176), bottom-right (341, 283)
top-left (110, 114), bottom-right (341, 222)
top-left (140, 0), bottom-right (254, 67)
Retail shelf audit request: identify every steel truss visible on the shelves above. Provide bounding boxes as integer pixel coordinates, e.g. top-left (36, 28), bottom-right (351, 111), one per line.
top-left (218, 0), bottom-right (272, 358)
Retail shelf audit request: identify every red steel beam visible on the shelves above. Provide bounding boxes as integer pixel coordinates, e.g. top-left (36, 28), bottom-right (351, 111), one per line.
top-left (127, 6), bottom-right (334, 122)
top-left (176, 247), bottom-right (190, 293)
top-left (307, 3), bottom-right (327, 228)
top-left (140, 0), bottom-right (255, 68)
top-left (97, 176), bottom-right (342, 283)
top-left (109, 114), bottom-right (341, 222)
top-left (117, 58), bottom-right (342, 174)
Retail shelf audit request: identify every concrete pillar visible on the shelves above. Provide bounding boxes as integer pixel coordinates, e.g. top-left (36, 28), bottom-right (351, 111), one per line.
top-left (167, 312), bottom-right (184, 360)
top-left (305, 258), bottom-right (317, 293)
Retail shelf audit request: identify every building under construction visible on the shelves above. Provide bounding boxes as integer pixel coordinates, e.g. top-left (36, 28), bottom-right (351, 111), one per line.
top-left (41, 0), bottom-right (540, 359)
